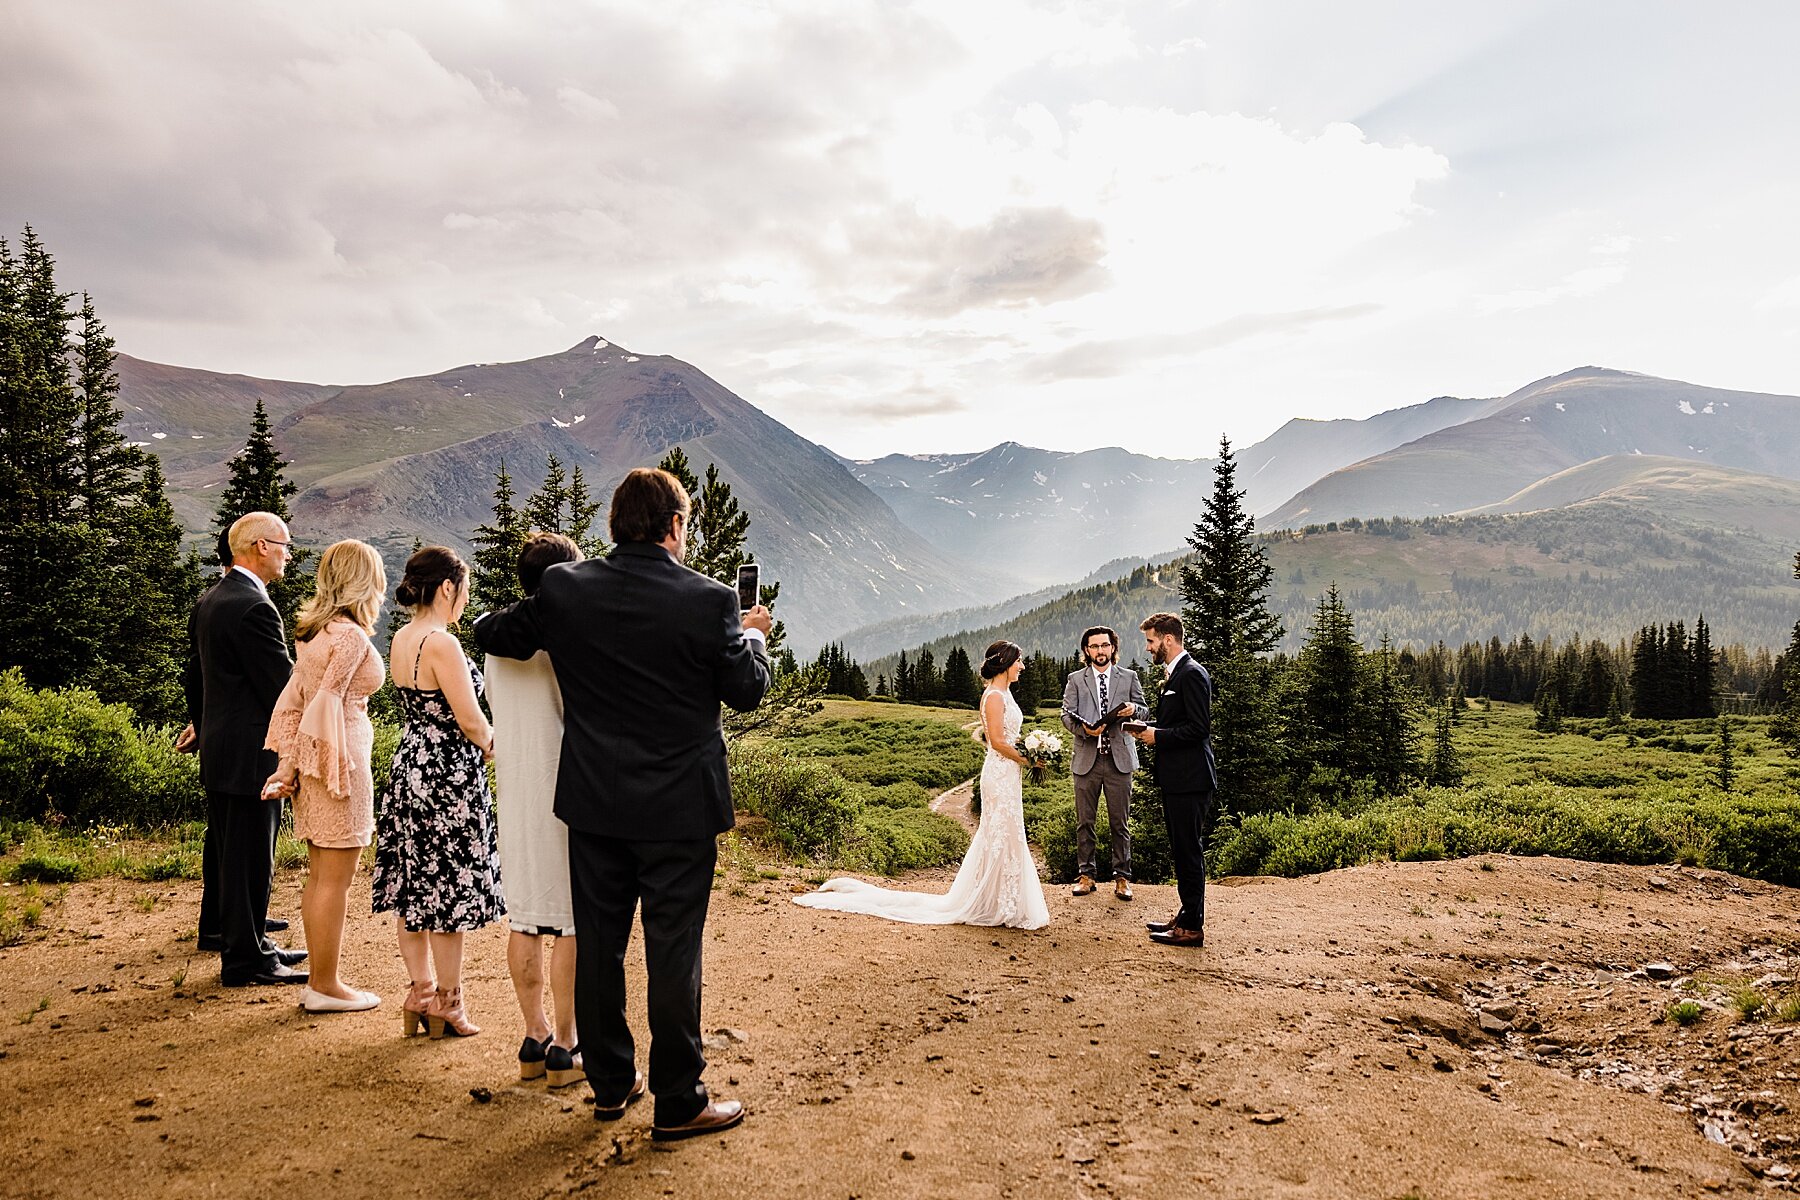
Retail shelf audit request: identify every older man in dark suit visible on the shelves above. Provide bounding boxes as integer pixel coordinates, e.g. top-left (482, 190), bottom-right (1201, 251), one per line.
top-left (477, 467), bottom-right (771, 1141)
top-left (182, 512), bottom-right (307, 986)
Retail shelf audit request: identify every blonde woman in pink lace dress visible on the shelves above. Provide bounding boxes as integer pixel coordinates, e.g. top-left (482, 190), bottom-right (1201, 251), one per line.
top-left (264, 539), bottom-right (387, 1014)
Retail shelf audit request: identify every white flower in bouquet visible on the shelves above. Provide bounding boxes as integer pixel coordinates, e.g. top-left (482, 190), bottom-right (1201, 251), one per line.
top-left (1018, 728), bottom-right (1064, 784)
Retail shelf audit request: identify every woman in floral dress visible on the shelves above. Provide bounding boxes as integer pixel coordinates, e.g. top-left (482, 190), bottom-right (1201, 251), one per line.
top-left (372, 546), bottom-right (503, 1038)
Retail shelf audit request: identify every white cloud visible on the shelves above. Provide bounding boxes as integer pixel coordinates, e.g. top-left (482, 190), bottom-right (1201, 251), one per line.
top-left (4, 0), bottom-right (1796, 460)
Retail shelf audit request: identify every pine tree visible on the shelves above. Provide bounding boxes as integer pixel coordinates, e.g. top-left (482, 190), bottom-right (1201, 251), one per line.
top-left (211, 397), bottom-right (312, 635)
top-left (1181, 434), bottom-right (1286, 816)
top-left (656, 444), bottom-right (701, 557)
top-left (1210, 646), bottom-right (1288, 816)
top-left (1533, 686), bottom-right (1563, 733)
top-left (1690, 614), bottom-right (1718, 718)
top-left (1362, 636), bottom-right (1421, 794)
top-left (1284, 585), bottom-right (1362, 799)
top-left (0, 228), bottom-right (201, 716)
top-left (464, 463), bottom-right (527, 656)
top-left (894, 651), bottom-right (913, 703)
top-left (1715, 715), bottom-right (1736, 792)
top-left (1426, 699), bottom-right (1464, 786)
top-left (1775, 620), bottom-right (1800, 757)
top-left (942, 646), bottom-right (981, 707)
top-left (655, 447), bottom-right (784, 655)
top-left (564, 464), bottom-right (606, 557)
top-left (0, 227), bottom-right (102, 689)
top-left (875, 673), bottom-right (890, 697)
top-left (1630, 625), bottom-right (1661, 718)
top-left (521, 453), bottom-right (570, 534)
top-left (1180, 435), bottom-right (1282, 661)
top-left (913, 648), bottom-right (941, 704)
top-left (688, 462), bottom-right (751, 583)
top-left (102, 456), bottom-right (203, 720)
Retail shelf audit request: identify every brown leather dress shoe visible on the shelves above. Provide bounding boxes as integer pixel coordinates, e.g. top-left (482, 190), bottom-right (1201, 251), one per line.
top-left (1149, 926), bottom-right (1205, 948)
top-left (1072, 875), bottom-right (1096, 896)
top-left (1146, 912), bottom-right (1181, 933)
top-left (652, 1098), bottom-right (745, 1141)
top-left (593, 1070), bottom-right (646, 1121)
top-left (1114, 878), bottom-right (1132, 901)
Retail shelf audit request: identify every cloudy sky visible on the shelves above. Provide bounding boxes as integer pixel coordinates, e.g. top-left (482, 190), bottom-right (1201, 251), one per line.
top-left (5, 1), bottom-right (1799, 459)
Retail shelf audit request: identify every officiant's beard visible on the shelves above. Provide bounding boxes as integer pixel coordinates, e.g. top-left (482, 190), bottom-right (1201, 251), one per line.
top-left (1085, 648), bottom-right (1113, 669)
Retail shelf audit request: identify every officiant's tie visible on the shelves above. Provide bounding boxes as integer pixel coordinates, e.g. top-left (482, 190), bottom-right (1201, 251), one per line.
top-left (1097, 671), bottom-right (1110, 756)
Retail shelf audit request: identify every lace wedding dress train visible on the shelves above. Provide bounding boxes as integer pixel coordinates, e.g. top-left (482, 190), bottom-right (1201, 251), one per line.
top-left (792, 688), bottom-right (1050, 930)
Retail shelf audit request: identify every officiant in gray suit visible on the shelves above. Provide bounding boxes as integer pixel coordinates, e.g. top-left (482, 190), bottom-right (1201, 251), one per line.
top-left (1060, 626), bottom-right (1146, 901)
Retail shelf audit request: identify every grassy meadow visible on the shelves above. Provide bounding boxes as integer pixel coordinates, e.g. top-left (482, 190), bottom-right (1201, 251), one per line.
top-left (5, 692), bottom-right (1799, 924)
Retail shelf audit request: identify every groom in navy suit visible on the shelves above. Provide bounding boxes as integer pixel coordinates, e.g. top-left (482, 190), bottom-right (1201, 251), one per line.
top-left (1129, 612), bottom-right (1215, 948)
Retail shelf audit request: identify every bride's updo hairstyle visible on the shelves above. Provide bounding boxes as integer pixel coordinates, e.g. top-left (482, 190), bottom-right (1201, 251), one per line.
top-left (395, 545), bottom-right (468, 611)
top-left (980, 640), bottom-right (1022, 680)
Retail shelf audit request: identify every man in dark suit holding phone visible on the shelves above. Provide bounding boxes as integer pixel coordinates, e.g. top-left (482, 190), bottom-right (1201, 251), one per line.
top-left (476, 467), bottom-right (771, 1141)
top-left (1128, 612), bottom-right (1215, 948)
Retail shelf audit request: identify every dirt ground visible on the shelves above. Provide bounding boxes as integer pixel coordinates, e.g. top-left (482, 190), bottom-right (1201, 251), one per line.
top-left (3, 852), bottom-right (1800, 1199)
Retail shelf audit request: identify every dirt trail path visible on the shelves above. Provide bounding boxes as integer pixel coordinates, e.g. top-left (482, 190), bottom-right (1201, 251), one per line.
top-left (3, 856), bottom-right (1798, 1198)
top-left (928, 778), bottom-right (976, 832)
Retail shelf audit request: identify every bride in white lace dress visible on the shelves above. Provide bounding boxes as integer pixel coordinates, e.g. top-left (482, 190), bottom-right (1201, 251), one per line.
top-left (793, 641), bottom-right (1050, 930)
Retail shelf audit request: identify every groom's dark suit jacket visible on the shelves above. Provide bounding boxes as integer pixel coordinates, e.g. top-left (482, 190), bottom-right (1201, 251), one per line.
top-left (474, 542), bottom-right (771, 841)
top-left (1149, 653), bottom-right (1216, 795)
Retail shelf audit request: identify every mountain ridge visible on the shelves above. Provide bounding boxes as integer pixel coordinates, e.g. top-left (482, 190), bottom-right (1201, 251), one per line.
top-left (117, 335), bottom-right (1012, 650)
top-left (1266, 367), bottom-right (1800, 528)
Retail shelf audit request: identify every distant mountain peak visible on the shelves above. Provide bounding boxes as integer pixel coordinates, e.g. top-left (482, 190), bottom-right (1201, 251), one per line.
top-left (566, 334), bottom-right (617, 354)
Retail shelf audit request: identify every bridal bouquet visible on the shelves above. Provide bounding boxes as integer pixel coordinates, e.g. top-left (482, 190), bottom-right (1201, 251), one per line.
top-left (1018, 729), bottom-right (1065, 785)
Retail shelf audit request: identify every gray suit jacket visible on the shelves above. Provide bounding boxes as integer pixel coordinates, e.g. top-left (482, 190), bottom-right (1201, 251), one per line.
top-left (1060, 665), bottom-right (1146, 776)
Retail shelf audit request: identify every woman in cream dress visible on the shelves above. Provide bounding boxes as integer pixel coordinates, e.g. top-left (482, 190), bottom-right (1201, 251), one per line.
top-left (485, 532), bottom-right (585, 1087)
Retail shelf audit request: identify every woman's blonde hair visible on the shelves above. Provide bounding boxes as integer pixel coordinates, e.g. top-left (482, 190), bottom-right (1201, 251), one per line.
top-left (294, 540), bottom-right (387, 641)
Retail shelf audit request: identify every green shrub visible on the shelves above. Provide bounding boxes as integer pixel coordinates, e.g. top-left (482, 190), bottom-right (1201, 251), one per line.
top-left (845, 806), bottom-right (968, 874)
top-left (1733, 987), bottom-right (1767, 1021)
top-left (1025, 768), bottom-right (1174, 884)
top-left (729, 740), bottom-right (862, 859)
top-left (856, 781), bottom-right (935, 809)
top-left (370, 719), bottom-right (402, 800)
top-left (126, 847), bottom-right (201, 881)
top-left (778, 718), bottom-right (982, 790)
top-left (0, 670), bottom-right (202, 827)
top-left (1669, 1000), bottom-right (1705, 1026)
top-left (7, 851), bottom-right (81, 883)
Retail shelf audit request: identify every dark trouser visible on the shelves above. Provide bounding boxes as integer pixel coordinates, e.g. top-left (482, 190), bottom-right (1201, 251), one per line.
top-left (568, 829), bottom-right (716, 1126)
top-left (197, 789), bottom-right (229, 941)
top-left (1162, 789), bottom-right (1215, 932)
top-left (215, 791), bottom-right (280, 981)
top-left (1073, 758), bottom-right (1132, 880)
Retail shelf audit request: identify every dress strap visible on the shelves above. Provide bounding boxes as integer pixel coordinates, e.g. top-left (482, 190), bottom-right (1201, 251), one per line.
top-left (411, 630), bottom-right (435, 688)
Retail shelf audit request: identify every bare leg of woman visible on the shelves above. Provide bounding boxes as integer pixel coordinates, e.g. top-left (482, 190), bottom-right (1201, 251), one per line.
top-left (396, 918), bottom-right (431, 985)
top-left (302, 845), bottom-right (361, 999)
top-left (427, 932), bottom-right (479, 1037)
top-left (430, 932), bottom-right (466, 991)
top-left (549, 934), bottom-right (578, 1049)
top-left (507, 931), bottom-right (551, 1042)
top-left (397, 917), bottom-right (435, 1035)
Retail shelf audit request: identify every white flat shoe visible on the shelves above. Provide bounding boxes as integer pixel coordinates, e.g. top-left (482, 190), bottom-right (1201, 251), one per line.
top-left (298, 986), bottom-right (382, 1013)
